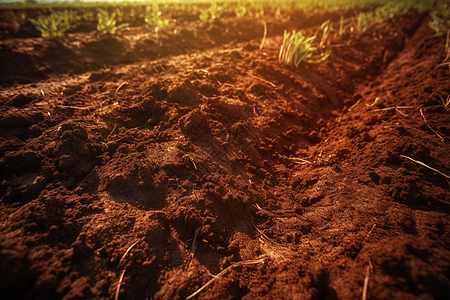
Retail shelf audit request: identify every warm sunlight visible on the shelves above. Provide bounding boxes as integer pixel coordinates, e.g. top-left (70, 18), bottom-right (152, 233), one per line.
top-left (1, 0), bottom-right (449, 299)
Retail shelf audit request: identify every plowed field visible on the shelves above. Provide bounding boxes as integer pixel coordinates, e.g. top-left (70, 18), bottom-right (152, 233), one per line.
top-left (1, 5), bottom-right (450, 300)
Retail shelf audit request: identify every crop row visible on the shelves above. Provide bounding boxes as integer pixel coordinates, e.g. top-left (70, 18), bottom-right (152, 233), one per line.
top-left (3, 0), bottom-right (449, 31)
top-left (1, 0), bottom-right (449, 69)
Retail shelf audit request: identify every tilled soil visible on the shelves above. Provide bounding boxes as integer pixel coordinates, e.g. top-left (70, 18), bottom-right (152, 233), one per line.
top-left (1, 8), bottom-right (450, 300)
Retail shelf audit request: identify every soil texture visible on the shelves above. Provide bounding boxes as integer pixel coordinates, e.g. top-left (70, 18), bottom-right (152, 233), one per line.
top-left (1, 7), bottom-right (450, 300)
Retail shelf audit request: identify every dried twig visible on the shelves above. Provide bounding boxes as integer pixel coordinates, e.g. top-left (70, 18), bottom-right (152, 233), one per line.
top-left (247, 73), bottom-right (276, 87)
top-left (189, 156), bottom-right (198, 170)
top-left (115, 269), bottom-right (126, 300)
top-left (57, 105), bottom-right (96, 110)
top-left (362, 264), bottom-right (370, 300)
top-left (420, 108), bottom-right (445, 142)
top-left (366, 224), bottom-right (376, 238)
top-left (115, 82), bottom-right (129, 94)
top-left (439, 94), bottom-right (450, 111)
top-left (118, 239), bottom-right (142, 270)
top-left (186, 257), bottom-right (265, 300)
top-left (260, 20), bottom-right (267, 50)
top-left (400, 155), bottom-right (450, 179)
top-left (190, 227), bottom-right (201, 254)
top-left (370, 106), bottom-right (413, 112)
top-left (186, 227), bottom-right (201, 271)
top-left (290, 157), bottom-right (311, 165)
top-left (107, 124), bottom-right (117, 139)
top-left (251, 219), bottom-right (272, 242)
top-left (367, 97), bottom-right (380, 108)
top-left (348, 98), bottom-right (362, 112)
top-left (253, 203), bottom-right (262, 211)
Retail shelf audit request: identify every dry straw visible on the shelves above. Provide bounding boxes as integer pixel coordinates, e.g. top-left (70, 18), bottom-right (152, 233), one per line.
top-left (400, 155), bottom-right (450, 181)
top-left (420, 108), bottom-right (445, 142)
top-left (186, 257), bottom-right (265, 299)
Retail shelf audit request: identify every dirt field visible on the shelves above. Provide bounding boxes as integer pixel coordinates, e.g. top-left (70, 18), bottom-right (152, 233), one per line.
top-left (1, 6), bottom-right (450, 300)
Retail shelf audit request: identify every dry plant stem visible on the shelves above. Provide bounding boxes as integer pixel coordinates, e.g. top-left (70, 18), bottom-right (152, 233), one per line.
top-left (420, 108), bottom-right (445, 142)
top-left (395, 108), bottom-right (408, 117)
top-left (247, 73), bottom-right (276, 87)
top-left (107, 124), bottom-right (117, 139)
top-left (368, 97), bottom-right (380, 108)
top-left (362, 264), bottom-right (370, 300)
top-left (348, 98), bottom-right (362, 111)
top-left (186, 258), bottom-right (265, 300)
top-left (115, 82), bottom-right (129, 94)
top-left (366, 224), bottom-right (376, 238)
top-left (190, 227), bottom-right (200, 254)
top-left (118, 239), bottom-right (142, 270)
top-left (260, 20), bottom-right (267, 50)
top-left (186, 227), bottom-right (201, 271)
top-left (115, 268), bottom-right (126, 300)
top-left (189, 156), bottom-right (198, 170)
top-left (400, 155), bottom-right (450, 179)
top-left (371, 106), bottom-right (414, 111)
top-left (439, 94), bottom-right (450, 111)
top-left (290, 157), bottom-right (311, 164)
top-left (57, 105), bottom-right (96, 110)
top-left (251, 218), bottom-right (272, 242)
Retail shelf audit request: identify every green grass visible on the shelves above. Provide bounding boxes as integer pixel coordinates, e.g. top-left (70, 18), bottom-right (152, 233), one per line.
top-left (354, 11), bottom-right (374, 34)
top-left (199, 3), bottom-right (225, 21)
top-left (30, 11), bottom-right (70, 38)
top-left (97, 8), bottom-right (129, 35)
top-left (144, 1), bottom-right (170, 27)
top-left (279, 28), bottom-right (331, 67)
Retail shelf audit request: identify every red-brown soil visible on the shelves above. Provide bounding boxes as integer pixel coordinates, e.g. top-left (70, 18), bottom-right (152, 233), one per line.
top-left (1, 7), bottom-right (450, 300)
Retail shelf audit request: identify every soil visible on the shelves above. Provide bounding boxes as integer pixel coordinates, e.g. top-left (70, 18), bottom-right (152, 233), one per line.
top-left (1, 7), bottom-right (450, 300)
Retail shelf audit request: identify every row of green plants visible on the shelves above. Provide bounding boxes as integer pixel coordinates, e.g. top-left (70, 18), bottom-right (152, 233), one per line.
top-left (279, 0), bottom-right (450, 68)
top-left (24, 0), bottom-right (294, 38)
top-left (278, 2), bottom-right (401, 67)
top-left (21, 0), bottom-right (450, 42)
top-left (1, 0), bottom-right (412, 25)
top-left (29, 3), bottom-right (170, 38)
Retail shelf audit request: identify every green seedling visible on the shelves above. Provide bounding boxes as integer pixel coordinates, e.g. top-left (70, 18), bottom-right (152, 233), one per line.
top-left (274, 7), bottom-right (282, 20)
top-left (49, 8), bottom-right (77, 25)
top-left (429, 11), bottom-right (450, 36)
top-left (199, 9), bottom-right (210, 21)
top-left (145, 1), bottom-right (170, 27)
top-left (279, 30), bottom-right (330, 67)
top-left (235, 1), bottom-right (247, 18)
top-left (30, 13), bottom-right (70, 39)
top-left (355, 11), bottom-right (373, 34)
top-left (249, 1), bottom-right (264, 18)
top-left (318, 19), bottom-right (332, 48)
top-left (97, 9), bottom-right (129, 35)
top-left (130, 8), bottom-right (137, 22)
top-left (374, 3), bottom-right (403, 24)
top-left (82, 11), bottom-right (94, 21)
top-left (199, 3), bottom-right (224, 21)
